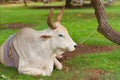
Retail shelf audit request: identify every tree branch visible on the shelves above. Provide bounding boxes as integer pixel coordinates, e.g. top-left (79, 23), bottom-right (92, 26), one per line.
top-left (91, 0), bottom-right (120, 45)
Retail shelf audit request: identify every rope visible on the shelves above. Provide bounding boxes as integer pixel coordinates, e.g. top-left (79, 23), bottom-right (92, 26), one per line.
top-left (80, 29), bottom-right (97, 44)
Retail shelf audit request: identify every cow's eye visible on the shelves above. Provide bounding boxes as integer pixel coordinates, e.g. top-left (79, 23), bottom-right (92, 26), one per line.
top-left (58, 34), bottom-right (64, 37)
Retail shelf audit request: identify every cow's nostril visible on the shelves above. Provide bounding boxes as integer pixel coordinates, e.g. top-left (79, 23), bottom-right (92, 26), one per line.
top-left (74, 45), bottom-right (77, 48)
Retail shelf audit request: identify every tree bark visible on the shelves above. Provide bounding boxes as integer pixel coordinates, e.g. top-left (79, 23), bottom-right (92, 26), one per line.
top-left (91, 0), bottom-right (120, 45)
top-left (65, 0), bottom-right (72, 7)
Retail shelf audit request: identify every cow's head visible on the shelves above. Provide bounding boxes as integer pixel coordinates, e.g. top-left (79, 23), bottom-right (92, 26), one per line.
top-left (40, 7), bottom-right (77, 53)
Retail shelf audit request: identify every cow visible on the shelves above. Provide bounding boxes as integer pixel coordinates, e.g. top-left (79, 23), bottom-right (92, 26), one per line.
top-left (0, 7), bottom-right (77, 76)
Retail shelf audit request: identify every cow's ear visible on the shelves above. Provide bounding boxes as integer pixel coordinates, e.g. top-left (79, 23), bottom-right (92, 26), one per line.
top-left (40, 35), bottom-right (52, 40)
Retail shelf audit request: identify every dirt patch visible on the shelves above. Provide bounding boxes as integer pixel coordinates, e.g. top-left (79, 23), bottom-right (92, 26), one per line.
top-left (63, 65), bottom-right (106, 80)
top-left (62, 44), bottom-right (119, 60)
top-left (69, 69), bottom-right (105, 80)
top-left (0, 23), bottom-right (36, 30)
top-left (31, 4), bottom-right (92, 9)
top-left (81, 69), bottom-right (105, 80)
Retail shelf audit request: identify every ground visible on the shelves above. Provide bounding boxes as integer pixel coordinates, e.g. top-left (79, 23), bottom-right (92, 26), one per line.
top-left (0, 2), bottom-right (120, 79)
top-left (0, 23), bottom-right (35, 30)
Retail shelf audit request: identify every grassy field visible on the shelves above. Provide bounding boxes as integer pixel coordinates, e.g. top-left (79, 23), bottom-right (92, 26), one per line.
top-left (0, 1), bottom-right (120, 80)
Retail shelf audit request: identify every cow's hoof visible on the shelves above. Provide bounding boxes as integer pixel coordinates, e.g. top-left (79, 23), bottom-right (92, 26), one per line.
top-left (56, 64), bottom-right (63, 70)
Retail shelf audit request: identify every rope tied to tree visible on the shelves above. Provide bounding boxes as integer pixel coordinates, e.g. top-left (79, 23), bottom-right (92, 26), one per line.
top-left (80, 29), bottom-right (97, 44)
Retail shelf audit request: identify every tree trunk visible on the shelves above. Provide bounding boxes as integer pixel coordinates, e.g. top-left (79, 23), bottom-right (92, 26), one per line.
top-left (0, 0), bottom-right (5, 4)
top-left (65, 0), bottom-right (72, 7)
top-left (23, 0), bottom-right (27, 6)
top-left (91, 0), bottom-right (120, 45)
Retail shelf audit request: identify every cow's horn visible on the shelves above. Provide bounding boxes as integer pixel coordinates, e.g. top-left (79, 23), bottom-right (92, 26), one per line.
top-left (56, 7), bottom-right (65, 22)
top-left (47, 8), bottom-right (56, 30)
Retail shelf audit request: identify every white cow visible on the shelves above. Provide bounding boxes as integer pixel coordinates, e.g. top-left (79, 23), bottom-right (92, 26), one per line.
top-left (0, 8), bottom-right (77, 76)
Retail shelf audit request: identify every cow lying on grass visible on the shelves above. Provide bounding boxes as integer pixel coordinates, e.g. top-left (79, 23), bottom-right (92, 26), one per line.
top-left (0, 7), bottom-right (77, 76)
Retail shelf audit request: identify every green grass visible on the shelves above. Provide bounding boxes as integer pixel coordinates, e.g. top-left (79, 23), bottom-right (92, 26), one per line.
top-left (68, 50), bottom-right (120, 71)
top-left (0, 1), bottom-right (120, 80)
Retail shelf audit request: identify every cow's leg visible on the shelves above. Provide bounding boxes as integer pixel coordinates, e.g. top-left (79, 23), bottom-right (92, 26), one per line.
top-left (18, 68), bottom-right (41, 76)
top-left (54, 58), bottom-right (63, 70)
top-left (41, 60), bottom-right (54, 76)
top-left (19, 66), bottom-right (53, 76)
top-left (18, 59), bottom-right (54, 76)
top-left (52, 54), bottom-right (63, 70)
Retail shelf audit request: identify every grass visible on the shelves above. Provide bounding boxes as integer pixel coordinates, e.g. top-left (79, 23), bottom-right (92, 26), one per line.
top-left (68, 50), bottom-right (120, 71)
top-left (0, 1), bottom-right (120, 80)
